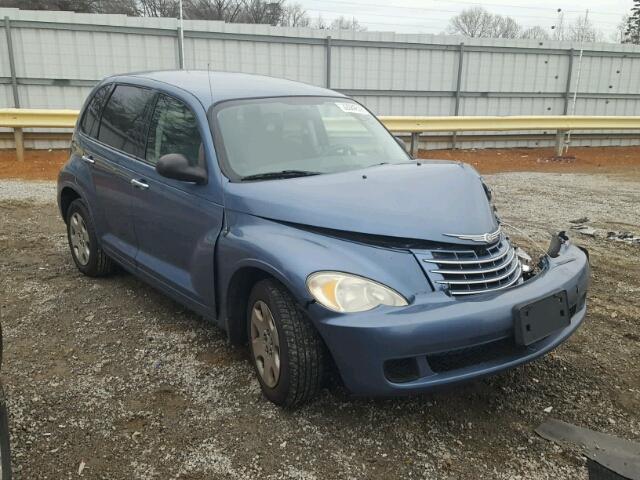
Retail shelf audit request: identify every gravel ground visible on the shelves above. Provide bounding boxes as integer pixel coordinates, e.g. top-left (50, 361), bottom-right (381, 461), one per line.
top-left (0, 180), bottom-right (55, 202)
top-left (0, 171), bottom-right (639, 479)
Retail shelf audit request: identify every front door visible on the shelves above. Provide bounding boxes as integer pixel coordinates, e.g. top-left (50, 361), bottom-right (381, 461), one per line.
top-left (128, 93), bottom-right (223, 315)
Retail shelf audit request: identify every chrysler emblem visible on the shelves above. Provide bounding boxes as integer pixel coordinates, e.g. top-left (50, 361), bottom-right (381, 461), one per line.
top-left (443, 227), bottom-right (501, 243)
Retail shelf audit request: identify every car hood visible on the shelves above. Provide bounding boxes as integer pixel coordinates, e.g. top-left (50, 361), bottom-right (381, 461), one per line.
top-left (223, 161), bottom-right (498, 245)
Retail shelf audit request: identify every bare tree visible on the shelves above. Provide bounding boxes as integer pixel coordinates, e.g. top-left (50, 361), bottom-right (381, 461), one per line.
top-left (567, 13), bottom-right (603, 42)
top-left (311, 13), bottom-right (328, 29)
top-left (239, 0), bottom-right (284, 25)
top-left (492, 16), bottom-right (521, 39)
top-left (447, 7), bottom-right (521, 39)
top-left (3, 0), bottom-right (136, 14)
top-left (280, 3), bottom-right (309, 27)
top-left (447, 7), bottom-right (495, 37)
top-left (139, 0), bottom-right (179, 17)
top-left (5, 0), bottom-right (366, 29)
top-left (611, 14), bottom-right (629, 43)
top-left (447, 7), bottom-right (607, 42)
top-left (330, 16), bottom-right (366, 32)
top-left (94, 0), bottom-right (140, 15)
top-left (520, 25), bottom-right (550, 40)
top-left (185, 0), bottom-right (243, 22)
top-left (0, 0), bottom-right (97, 11)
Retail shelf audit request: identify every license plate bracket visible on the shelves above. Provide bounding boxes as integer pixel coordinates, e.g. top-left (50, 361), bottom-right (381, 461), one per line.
top-left (514, 291), bottom-right (570, 346)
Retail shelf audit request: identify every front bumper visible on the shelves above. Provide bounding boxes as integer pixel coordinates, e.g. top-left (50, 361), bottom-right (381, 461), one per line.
top-left (310, 242), bottom-right (590, 396)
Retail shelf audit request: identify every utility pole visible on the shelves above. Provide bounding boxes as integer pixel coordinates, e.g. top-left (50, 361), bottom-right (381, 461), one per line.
top-left (179, 0), bottom-right (185, 70)
top-left (564, 9), bottom-right (589, 155)
top-left (554, 8), bottom-right (564, 41)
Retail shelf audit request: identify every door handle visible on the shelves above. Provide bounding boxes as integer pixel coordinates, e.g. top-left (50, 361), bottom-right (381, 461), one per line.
top-left (130, 179), bottom-right (149, 190)
top-left (81, 154), bottom-right (95, 164)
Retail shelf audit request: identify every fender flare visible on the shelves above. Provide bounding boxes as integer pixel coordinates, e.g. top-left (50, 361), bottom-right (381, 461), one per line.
top-left (219, 256), bottom-right (308, 344)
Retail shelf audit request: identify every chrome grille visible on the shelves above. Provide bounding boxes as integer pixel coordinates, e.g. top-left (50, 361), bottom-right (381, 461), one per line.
top-left (418, 238), bottom-right (522, 296)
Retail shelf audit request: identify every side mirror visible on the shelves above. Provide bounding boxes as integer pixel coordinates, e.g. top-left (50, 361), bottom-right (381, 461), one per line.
top-left (394, 135), bottom-right (409, 153)
top-left (156, 153), bottom-right (207, 184)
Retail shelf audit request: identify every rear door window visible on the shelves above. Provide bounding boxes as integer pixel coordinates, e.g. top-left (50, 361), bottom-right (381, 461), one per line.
top-left (146, 94), bottom-right (204, 168)
top-left (80, 84), bottom-right (112, 138)
top-left (97, 85), bottom-right (156, 158)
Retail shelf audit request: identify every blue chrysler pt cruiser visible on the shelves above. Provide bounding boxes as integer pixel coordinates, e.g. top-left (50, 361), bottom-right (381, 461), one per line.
top-left (58, 71), bottom-right (590, 407)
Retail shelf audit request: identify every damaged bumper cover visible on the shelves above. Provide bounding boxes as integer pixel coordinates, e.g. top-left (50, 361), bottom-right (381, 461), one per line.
top-left (311, 235), bottom-right (589, 396)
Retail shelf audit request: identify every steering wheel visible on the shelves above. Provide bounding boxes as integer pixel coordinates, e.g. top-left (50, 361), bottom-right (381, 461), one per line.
top-left (325, 144), bottom-right (357, 156)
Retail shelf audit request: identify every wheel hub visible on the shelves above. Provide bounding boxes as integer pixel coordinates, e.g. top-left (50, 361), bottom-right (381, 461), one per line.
top-left (69, 212), bottom-right (91, 266)
top-left (250, 300), bottom-right (281, 388)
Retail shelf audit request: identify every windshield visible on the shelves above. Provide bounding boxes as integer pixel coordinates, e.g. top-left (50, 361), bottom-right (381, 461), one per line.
top-left (213, 97), bottom-right (410, 181)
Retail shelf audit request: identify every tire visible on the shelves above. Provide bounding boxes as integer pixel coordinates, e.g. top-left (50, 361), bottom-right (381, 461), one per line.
top-left (247, 279), bottom-right (326, 408)
top-left (66, 199), bottom-right (113, 277)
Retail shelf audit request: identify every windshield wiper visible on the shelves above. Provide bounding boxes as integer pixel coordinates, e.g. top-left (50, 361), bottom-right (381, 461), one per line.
top-left (240, 170), bottom-right (322, 181)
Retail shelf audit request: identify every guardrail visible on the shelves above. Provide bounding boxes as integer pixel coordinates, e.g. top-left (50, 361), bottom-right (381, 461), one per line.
top-left (381, 115), bottom-right (640, 156)
top-left (0, 109), bottom-right (79, 161)
top-left (2, 108), bottom-right (640, 160)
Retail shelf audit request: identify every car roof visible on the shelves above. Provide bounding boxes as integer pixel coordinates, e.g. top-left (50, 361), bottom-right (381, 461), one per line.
top-left (110, 70), bottom-right (344, 106)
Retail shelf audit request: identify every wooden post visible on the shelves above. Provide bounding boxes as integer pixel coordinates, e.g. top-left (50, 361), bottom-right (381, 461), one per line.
top-left (555, 130), bottom-right (567, 157)
top-left (410, 132), bottom-right (419, 158)
top-left (14, 128), bottom-right (24, 162)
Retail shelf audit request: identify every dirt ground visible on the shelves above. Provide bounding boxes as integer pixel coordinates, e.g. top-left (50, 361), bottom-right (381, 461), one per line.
top-left (0, 150), bottom-right (639, 479)
top-left (1, 145), bottom-right (640, 180)
top-left (422, 146), bottom-right (640, 175)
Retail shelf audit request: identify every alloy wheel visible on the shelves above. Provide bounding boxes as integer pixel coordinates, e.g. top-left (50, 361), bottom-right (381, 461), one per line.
top-left (69, 212), bottom-right (90, 266)
top-left (250, 300), bottom-right (281, 388)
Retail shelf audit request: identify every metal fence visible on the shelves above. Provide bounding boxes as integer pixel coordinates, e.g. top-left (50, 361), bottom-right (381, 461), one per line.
top-left (1, 7), bottom-right (640, 150)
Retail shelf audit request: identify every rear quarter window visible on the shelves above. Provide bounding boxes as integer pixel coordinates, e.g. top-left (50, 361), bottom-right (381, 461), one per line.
top-left (79, 84), bottom-right (112, 138)
top-left (97, 85), bottom-right (156, 158)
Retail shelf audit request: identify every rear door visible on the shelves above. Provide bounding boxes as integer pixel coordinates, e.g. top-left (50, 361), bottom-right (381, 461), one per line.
top-left (127, 93), bottom-right (223, 315)
top-left (73, 83), bottom-right (113, 220)
top-left (86, 84), bottom-right (156, 266)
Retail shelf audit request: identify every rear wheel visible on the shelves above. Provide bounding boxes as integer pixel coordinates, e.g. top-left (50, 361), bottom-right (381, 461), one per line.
top-left (247, 279), bottom-right (326, 408)
top-left (66, 199), bottom-right (113, 277)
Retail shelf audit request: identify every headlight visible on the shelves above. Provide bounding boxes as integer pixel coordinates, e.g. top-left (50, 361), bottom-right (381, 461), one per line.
top-left (306, 272), bottom-right (408, 313)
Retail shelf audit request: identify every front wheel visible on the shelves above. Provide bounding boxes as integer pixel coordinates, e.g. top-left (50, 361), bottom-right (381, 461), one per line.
top-left (247, 279), bottom-right (326, 408)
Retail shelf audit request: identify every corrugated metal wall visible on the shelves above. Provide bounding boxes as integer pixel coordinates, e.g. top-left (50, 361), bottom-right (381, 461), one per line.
top-left (1, 7), bottom-right (640, 150)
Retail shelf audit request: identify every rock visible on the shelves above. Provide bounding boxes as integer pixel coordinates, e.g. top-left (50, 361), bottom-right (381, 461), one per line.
top-left (571, 225), bottom-right (597, 237)
top-left (606, 230), bottom-right (640, 244)
top-left (569, 217), bottom-right (589, 224)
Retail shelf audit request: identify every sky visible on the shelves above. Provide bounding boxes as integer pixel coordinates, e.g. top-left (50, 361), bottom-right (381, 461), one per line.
top-left (295, 0), bottom-right (634, 41)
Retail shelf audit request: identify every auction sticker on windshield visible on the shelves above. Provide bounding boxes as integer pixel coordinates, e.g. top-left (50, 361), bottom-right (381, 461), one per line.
top-left (336, 102), bottom-right (369, 115)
